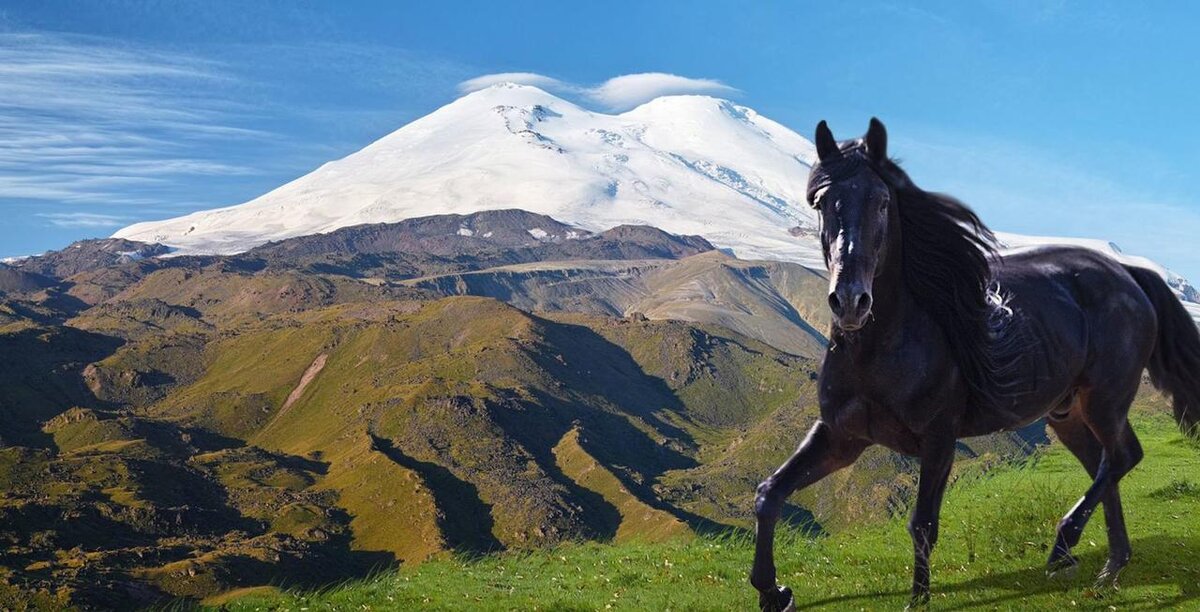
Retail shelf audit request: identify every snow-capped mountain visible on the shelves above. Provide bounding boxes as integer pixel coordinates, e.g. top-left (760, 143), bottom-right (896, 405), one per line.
top-left (114, 82), bottom-right (1198, 318)
top-left (116, 83), bottom-right (823, 266)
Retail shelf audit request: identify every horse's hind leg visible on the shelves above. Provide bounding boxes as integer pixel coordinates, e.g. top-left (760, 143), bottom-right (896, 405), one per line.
top-left (1046, 416), bottom-right (1109, 573)
top-left (1047, 389), bottom-right (1143, 580)
top-left (750, 421), bottom-right (867, 611)
top-left (1096, 422), bottom-right (1142, 584)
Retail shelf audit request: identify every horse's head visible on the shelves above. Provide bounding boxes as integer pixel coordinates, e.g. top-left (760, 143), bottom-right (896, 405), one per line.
top-left (806, 118), bottom-right (894, 332)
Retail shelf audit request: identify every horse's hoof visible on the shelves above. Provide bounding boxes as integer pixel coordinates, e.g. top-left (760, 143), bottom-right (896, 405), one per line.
top-left (1046, 552), bottom-right (1079, 579)
top-left (1094, 558), bottom-right (1127, 588)
top-left (905, 590), bottom-right (931, 610)
top-left (779, 586), bottom-right (796, 612)
top-left (759, 585), bottom-right (795, 612)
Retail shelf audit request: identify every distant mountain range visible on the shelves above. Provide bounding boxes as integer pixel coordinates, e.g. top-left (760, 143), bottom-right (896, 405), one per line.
top-left (110, 83), bottom-right (1199, 318)
top-left (8, 210), bottom-right (828, 358)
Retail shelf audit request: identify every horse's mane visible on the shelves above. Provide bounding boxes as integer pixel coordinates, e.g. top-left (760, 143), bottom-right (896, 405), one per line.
top-left (811, 146), bottom-right (1027, 408)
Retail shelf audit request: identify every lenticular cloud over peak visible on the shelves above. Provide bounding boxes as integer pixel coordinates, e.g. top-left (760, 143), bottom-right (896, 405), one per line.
top-left (456, 71), bottom-right (739, 111)
top-left (587, 73), bottom-right (738, 110)
top-left (457, 72), bottom-right (572, 95)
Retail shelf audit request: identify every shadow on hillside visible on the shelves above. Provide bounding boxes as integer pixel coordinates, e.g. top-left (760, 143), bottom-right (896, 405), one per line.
top-left (517, 387), bottom-right (726, 533)
top-left (460, 388), bottom-right (628, 543)
top-left (35, 286), bottom-right (93, 319)
top-left (0, 325), bottom-right (125, 448)
top-left (487, 315), bottom-right (757, 539)
top-left (177, 524), bottom-right (397, 609)
top-left (738, 265), bottom-right (829, 348)
top-left (492, 386), bottom-right (742, 540)
top-left (791, 535), bottom-right (1200, 610)
top-left (369, 434), bottom-right (504, 554)
top-left (530, 316), bottom-right (699, 449)
top-left (780, 505), bottom-right (825, 537)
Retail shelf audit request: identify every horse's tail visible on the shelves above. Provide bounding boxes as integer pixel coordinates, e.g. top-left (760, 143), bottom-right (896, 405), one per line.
top-left (1126, 264), bottom-right (1200, 437)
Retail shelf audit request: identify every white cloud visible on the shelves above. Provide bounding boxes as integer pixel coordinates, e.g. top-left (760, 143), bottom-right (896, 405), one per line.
top-left (37, 212), bottom-right (130, 228)
top-left (457, 71), bottom-right (739, 111)
top-left (586, 73), bottom-right (738, 110)
top-left (457, 72), bottom-right (572, 94)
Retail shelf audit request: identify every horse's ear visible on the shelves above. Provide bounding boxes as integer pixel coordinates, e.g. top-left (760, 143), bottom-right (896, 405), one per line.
top-left (865, 117), bottom-right (887, 163)
top-left (815, 120), bottom-right (840, 161)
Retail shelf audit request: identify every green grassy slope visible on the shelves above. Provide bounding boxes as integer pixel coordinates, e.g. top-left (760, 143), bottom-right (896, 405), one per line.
top-left (0, 294), bottom-right (1066, 608)
top-left (224, 408), bottom-right (1200, 611)
top-left (1, 294), bottom-right (829, 607)
top-left (3, 287), bottom-right (1169, 609)
top-left (146, 298), bottom-right (820, 559)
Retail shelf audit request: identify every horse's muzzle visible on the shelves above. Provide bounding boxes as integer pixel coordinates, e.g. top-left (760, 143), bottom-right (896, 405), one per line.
top-left (829, 284), bottom-right (872, 331)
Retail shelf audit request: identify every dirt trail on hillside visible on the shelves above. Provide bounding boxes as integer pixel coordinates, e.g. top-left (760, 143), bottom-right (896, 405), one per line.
top-left (280, 353), bottom-right (328, 414)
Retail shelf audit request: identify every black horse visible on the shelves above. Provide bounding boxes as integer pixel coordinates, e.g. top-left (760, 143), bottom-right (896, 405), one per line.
top-left (750, 118), bottom-right (1200, 610)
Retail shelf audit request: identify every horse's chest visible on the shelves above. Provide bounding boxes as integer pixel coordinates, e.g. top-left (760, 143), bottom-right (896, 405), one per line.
top-left (820, 340), bottom-right (956, 455)
top-left (822, 395), bottom-right (923, 455)
top-left (826, 341), bottom-right (938, 401)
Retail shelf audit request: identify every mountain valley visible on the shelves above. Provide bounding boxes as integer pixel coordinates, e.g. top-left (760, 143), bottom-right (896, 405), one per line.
top-left (1, 211), bottom-right (1044, 608)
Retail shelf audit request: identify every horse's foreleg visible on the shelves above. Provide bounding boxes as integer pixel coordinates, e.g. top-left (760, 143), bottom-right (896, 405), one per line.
top-left (908, 435), bottom-right (955, 608)
top-left (751, 421), bottom-right (866, 611)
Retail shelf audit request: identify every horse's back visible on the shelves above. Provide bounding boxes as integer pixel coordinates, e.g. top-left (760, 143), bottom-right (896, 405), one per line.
top-left (996, 245), bottom-right (1157, 399)
top-left (998, 245), bottom-right (1155, 331)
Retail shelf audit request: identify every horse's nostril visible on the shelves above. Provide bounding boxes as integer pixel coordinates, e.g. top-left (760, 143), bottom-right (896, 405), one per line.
top-left (828, 292), bottom-right (843, 315)
top-left (856, 292), bottom-right (873, 314)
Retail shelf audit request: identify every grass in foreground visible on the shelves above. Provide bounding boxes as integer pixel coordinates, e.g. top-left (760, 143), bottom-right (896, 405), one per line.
top-left (220, 413), bottom-right (1200, 611)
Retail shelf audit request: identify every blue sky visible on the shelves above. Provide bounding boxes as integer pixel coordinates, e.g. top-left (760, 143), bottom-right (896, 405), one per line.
top-left (3, 1), bottom-right (1200, 278)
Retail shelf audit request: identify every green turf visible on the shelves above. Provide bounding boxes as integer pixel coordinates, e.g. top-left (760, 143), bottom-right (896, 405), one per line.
top-left (220, 412), bottom-right (1200, 611)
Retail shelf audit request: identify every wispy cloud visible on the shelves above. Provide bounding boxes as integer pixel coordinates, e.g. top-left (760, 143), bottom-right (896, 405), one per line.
top-left (0, 27), bottom-right (481, 258)
top-left (458, 72), bottom-right (739, 111)
top-left (37, 212), bottom-right (130, 228)
top-left (0, 32), bottom-right (269, 210)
